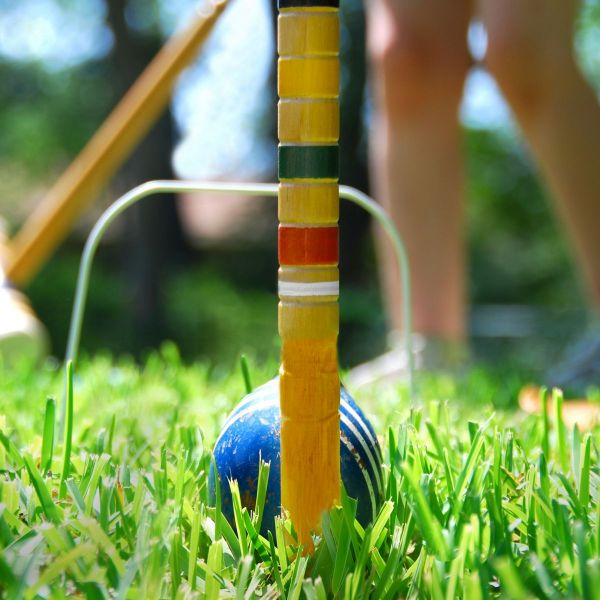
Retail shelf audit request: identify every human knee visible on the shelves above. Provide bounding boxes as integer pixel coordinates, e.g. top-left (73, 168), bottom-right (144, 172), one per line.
top-left (485, 17), bottom-right (570, 113)
top-left (368, 15), bottom-right (469, 116)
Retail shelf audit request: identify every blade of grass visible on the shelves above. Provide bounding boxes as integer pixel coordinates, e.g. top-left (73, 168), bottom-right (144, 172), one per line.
top-left (107, 413), bottom-right (116, 456)
top-left (572, 425), bottom-right (582, 489)
top-left (446, 523), bottom-right (470, 600)
top-left (25, 542), bottom-right (96, 598)
top-left (65, 479), bottom-right (86, 514)
top-left (426, 422), bottom-right (454, 495)
top-left (241, 508), bottom-right (270, 562)
top-left (340, 486), bottom-right (360, 554)
top-left (268, 530), bottom-right (285, 595)
top-left (213, 510), bottom-right (242, 560)
top-left (83, 454), bottom-right (111, 515)
top-left (240, 354), bottom-right (253, 394)
top-left (274, 516), bottom-right (288, 571)
top-left (575, 522), bottom-right (592, 600)
top-left (0, 431), bottom-right (24, 470)
top-left (253, 458), bottom-right (270, 535)
top-left (204, 542), bottom-right (224, 600)
top-left (529, 554), bottom-right (561, 600)
top-left (373, 525), bottom-right (402, 599)
top-left (331, 518), bottom-right (352, 596)
top-left (400, 462), bottom-right (448, 560)
top-left (235, 555), bottom-right (253, 600)
top-left (494, 557), bottom-right (529, 600)
top-left (5, 543), bottom-right (43, 600)
top-left (579, 434), bottom-right (591, 507)
top-left (287, 554), bottom-right (308, 600)
top-left (23, 454), bottom-right (62, 525)
top-left (188, 509), bottom-right (201, 590)
top-left (370, 500), bottom-right (394, 550)
top-left (211, 455), bottom-right (221, 541)
top-left (540, 387), bottom-right (550, 459)
top-left (72, 516), bottom-right (126, 576)
top-left (40, 397), bottom-right (55, 474)
top-left (451, 417), bottom-right (491, 521)
top-left (303, 577), bottom-right (327, 600)
top-left (169, 530), bottom-right (182, 596)
top-left (229, 479), bottom-right (249, 556)
top-left (553, 388), bottom-right (568, 473)
top-left (59, 361), bottom-right (74, 499)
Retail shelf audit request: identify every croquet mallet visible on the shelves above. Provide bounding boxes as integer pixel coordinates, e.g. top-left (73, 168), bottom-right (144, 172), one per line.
top-left (277, 0), bottom-right (342, 547)
top-left (0, 0), bottom-right (228, 364)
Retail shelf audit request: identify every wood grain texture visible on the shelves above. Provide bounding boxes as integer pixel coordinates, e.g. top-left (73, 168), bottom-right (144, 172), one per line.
top-left (278, 183), bottom-right (339, 225)
top-left (278, 12), bottom-right (339, 56)
top-left (278, 266), bottom-right (339, 284)
top-left (279, 302), bottom-right (338, 337)
top-left (278, 99), bottom-right (339, 144)
top-left (278, 57), bottom-right (339, 99)
top-left (278, 4), bottom-right (340, 548)
top-left (279, 226), bottom-right (338, 265)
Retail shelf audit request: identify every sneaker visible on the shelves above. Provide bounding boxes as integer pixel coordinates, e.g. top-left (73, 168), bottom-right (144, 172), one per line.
top-left (544, 324), bottom-right (600, 398)
top-left (345, 332), bottom-right (469, 389)
top-left (520, 324), bottom-right (600, 431)
top-left (0, 220), bottom-right (48, 366)
top-left (0, 285), bottom-right (49, 367)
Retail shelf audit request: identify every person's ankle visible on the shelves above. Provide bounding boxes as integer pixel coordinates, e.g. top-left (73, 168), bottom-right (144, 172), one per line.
top-left (387, 330), bottom-right (470, 371)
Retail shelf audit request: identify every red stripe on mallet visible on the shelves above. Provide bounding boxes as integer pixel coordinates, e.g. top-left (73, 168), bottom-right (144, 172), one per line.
top-left (279, 226), bottom-right (338, 265)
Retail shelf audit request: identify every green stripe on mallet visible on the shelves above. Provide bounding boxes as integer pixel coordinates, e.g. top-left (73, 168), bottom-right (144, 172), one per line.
top-left (278, 145), bottom-right (339, 180)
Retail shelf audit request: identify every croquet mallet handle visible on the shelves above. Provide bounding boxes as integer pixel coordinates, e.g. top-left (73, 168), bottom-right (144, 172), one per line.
top-left (277, 0), bottom-right (341, 548)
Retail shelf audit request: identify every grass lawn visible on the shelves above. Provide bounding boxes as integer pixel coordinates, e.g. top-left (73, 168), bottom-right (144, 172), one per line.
top-left (0, 345), bottom-right (598, 598)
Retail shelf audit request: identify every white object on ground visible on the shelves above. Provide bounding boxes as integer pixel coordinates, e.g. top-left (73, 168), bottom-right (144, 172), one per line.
top-left (0, 269), bottom-right (48, 366)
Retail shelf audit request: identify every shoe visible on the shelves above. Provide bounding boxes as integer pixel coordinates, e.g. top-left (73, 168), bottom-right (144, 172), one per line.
top-left (345, 331), bottom-right (469, 389)
top-left (519, 385), bottom-right (600, 430)
top-left (544, 323), bottom-right (600, 398)
top-left (0, 284), bottom-right (49, 368)
top-left (518, 322), bottom-right (600, 430)
top-left (0, 220), bottom-right (48, 367)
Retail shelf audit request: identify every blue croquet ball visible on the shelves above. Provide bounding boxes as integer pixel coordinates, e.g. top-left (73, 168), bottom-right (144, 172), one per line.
top-left (209, 377), bottom-right (382, 536)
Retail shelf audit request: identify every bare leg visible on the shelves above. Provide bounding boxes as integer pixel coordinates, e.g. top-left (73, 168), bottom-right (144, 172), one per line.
top-left (483, 0), bottom-right (600, 312)
top-left (366, 0), bottom-right (472, 341)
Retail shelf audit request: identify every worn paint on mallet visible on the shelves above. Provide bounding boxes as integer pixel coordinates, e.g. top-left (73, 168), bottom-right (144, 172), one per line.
top-left (277, 0), bottom-right (341, 547)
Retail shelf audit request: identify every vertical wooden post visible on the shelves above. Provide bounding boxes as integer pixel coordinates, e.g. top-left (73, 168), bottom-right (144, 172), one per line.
top-left (277, 0), bottom-right (340, 547)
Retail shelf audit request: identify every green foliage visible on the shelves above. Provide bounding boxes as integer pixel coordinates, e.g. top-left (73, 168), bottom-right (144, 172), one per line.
top-left (1, 352), bottom-right (600, 597)
top-left (466, 128), bottom-right (581, 308)
top-left (25, 254), bottom-right (280, 369)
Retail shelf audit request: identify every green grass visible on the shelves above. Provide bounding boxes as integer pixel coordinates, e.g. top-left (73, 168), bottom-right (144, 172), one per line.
top-left (1, 346), bottom-right (599, 598)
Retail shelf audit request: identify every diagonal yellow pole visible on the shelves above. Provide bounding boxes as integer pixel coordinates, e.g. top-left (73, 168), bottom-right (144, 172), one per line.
top-left (5, 0), bottom-right (228, 287)
top-left (277, 0), bottom-right (340, 548)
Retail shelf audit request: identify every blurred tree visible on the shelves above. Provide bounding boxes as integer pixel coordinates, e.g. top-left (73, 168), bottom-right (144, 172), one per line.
top-left (104, 0), bottom-right (190, 350)
top-left (0, 0), bottom-right (598, 365)
top-left (338, 0), bottom-right (372, 286)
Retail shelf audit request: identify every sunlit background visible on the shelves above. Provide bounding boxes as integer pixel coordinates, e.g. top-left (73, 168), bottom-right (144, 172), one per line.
top-left (1, 0), bottom-right (599, 372)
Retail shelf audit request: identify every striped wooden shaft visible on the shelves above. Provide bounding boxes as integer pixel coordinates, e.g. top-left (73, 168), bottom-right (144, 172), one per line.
top-left (277, 0), bottom-right (340, 547)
